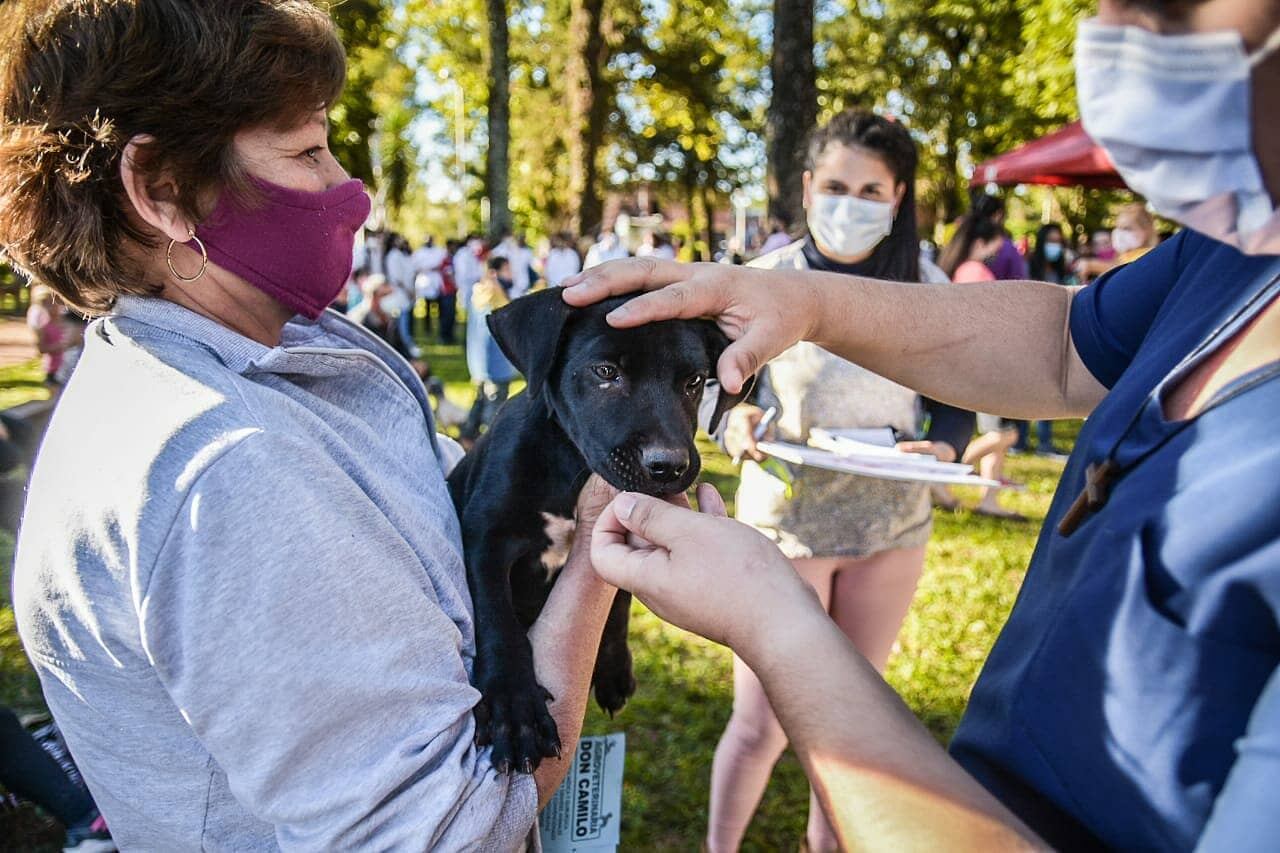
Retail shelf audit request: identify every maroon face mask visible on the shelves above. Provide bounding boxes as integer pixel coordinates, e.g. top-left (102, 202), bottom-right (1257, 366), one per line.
top-left (194, 176), bottom-right (371, 320)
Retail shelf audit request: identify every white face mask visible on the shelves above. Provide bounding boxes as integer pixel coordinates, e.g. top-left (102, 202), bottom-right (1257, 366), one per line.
top-left (1111, 227), bottom-right (1144, 256)
top-left (1075, 19), bottom-right (1280, 255)
top-left (807, 193), bottom-right (895, 260)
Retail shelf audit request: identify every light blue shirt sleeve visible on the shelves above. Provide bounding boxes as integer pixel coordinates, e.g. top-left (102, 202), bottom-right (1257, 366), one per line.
top-left (140, 431), bottom-right (535, 850)
top-left (1197, 665), bottom-right (1280, 852)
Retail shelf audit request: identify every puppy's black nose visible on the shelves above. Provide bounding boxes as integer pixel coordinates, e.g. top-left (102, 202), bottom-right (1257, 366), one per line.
top-left (641, 446), bottom-right (689, 483)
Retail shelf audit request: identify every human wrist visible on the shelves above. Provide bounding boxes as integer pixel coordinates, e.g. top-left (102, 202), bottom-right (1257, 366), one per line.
top-left (729, 567), bottom-right (827, 668)
top-left (794, 269), bottom-right (852, 347)
top-left (564, 536), bottom-right (617, 595)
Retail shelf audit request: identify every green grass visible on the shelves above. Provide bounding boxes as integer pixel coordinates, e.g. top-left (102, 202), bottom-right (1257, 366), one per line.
top-left (0, 317), bottom-right (1071, 847)
top-left (0, 526), bottom-right (41, 713)
top-left (0, 359), bottom-right (50, 410)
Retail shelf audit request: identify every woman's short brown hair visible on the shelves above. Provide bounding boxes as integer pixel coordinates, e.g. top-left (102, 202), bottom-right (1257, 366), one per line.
top-left (0, 0), bottom-right (345, 313)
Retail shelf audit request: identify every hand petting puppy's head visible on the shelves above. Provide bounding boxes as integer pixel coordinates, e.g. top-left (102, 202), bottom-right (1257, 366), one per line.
top-left (488, 289), bottom-right (753, 495)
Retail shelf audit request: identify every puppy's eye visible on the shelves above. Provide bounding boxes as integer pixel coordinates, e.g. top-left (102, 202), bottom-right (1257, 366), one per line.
top-left (685, 374), bottom-right (705, 395)
top-left (592, 364), bottom-right (619, 382)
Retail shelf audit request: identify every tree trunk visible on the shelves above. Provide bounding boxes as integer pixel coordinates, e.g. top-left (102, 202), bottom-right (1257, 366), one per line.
top-left (939, 117), bottom-right (964, 224)
top-left (701, 181), bottom-right (715, 260)
top-left (485, 0), bottom-right (511, 240)
top-left (683, 177), bottom-right (697, 260)
top-left (766, 0), bottom-right (816, 231)
top-left (566, 0), bottom-right (609, 237)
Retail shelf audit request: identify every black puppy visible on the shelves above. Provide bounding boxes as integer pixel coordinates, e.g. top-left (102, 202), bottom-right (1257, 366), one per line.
top-left (447, 288), bottom-right (751, 774)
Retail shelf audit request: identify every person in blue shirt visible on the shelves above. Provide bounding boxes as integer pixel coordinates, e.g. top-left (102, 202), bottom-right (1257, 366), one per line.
top-left (560, 0), bottom-right (1280, 848)
top-left (461, 255), bottom-right (521, 445)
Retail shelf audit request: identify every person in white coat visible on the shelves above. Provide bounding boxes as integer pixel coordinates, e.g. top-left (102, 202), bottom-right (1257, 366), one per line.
top-left (584, 231), bottom-right (629, 269)
top-left (383, 232), bottom-right (418, 356)
top-left (452, 235), bottom-right (485, 310)
top-left (411, 236), bottom-right (448, 336)
top-left (542, 232), bottom-right (582, 288)
top-left (490, 232), bottom-right (534, 296)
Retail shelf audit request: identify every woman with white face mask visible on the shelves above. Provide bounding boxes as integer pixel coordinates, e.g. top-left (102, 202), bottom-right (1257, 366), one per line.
top-left (1076, 202), bottom-right (1161, 279)
top-left (708, 109), bottom-right (973, 852)
top-left (563, 0), bottom-right (1280, 848)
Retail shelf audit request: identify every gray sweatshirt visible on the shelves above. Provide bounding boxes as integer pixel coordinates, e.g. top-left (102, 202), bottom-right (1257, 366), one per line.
top-left (14, 296), bottom-right (535, 850)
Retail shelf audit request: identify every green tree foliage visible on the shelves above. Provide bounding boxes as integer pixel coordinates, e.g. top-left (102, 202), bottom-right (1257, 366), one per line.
top-left (329, 0), bottom-right (387, 185)
top-left (819, 0), bottom-right (1019, 224)
top-left (611, 0), bottom-right (765, 256)
top-left (410, 0), bottom-right (575, 238)
top-left (411, 0), bottom-right (763, 250)
top-left (395, 1), bottom-right (1111, 247)
top-left (508, 0), bottom-right (576, 236)
top-left (330, 1), bottom-right (422, 229)
top-left (406, 0), bottom-right (488, 238)
top-left (819, 0), bottom-right (1107, 233)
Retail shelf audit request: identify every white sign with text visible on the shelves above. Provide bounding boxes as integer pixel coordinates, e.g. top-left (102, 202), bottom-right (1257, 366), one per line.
top-left (539, 734), bottom-right (624, 852)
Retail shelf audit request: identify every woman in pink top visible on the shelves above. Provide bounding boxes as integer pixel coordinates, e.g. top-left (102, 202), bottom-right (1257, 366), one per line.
top-left (941, 217), bottom-right (1004, 284)
top-left (26, 284), bottom-right (80, 387)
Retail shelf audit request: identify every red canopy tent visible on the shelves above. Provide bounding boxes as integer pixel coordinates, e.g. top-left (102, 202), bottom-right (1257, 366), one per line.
top-left (970, 121), bottom-right (1127, 190)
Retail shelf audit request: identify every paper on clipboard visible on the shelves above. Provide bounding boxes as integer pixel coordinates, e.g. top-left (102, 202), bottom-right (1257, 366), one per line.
top-left (756, 439), bottom-right (1004, 487)
top-left (810, 428), bottom-right (962, 469)
top-left (813, 427), bottom-right (898, 449)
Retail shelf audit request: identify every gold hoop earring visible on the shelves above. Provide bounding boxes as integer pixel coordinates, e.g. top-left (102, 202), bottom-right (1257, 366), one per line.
top-left (166, 228), bottom-right (208, 283)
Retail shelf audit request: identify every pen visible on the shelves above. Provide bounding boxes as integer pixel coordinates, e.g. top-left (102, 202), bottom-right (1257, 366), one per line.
top-left (733, 405), bottom-right (778, 465)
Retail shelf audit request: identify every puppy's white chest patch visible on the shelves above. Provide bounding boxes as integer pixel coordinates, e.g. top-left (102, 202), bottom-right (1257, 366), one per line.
top-left (539, 512), bottom-right (576, 579)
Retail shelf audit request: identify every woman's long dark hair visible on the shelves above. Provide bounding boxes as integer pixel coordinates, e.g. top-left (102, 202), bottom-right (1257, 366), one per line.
top-left (1029, 223), bottom-right (1067, 282)
top-left (805, 110), bottom-right (920, 282)
top-left (937, 214), bottom-right (1002, 278)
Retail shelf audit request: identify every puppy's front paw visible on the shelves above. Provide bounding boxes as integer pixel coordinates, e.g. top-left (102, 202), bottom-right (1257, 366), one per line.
top-left (474, 679), bottom-right (561, 774)
top-left (592, 645), bottom-right (636, 717)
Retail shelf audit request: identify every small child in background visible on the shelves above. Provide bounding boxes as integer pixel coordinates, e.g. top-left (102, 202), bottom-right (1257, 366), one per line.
top-left (460, 256), bottom-right (519, 448)
top-left (26, 285), bottom-right (83, 389)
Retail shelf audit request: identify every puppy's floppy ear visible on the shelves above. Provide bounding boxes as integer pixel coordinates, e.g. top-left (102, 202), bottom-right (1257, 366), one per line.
top-left (700, 321), bottom-right (758, 434)
top-left (487, 289), bottom-right (574, 396)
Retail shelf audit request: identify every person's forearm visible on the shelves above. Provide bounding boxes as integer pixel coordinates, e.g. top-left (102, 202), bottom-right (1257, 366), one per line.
top-left (527, 553), bottom-right (617, 808)
top-left (738, 598), bottom-right (1046, 851)
top-left (793, 272), bottom-right (1104, 418)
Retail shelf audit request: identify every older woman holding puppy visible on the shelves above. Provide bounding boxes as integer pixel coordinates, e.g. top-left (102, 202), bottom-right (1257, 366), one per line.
top-left (2, 2), bottom-right (616, 847)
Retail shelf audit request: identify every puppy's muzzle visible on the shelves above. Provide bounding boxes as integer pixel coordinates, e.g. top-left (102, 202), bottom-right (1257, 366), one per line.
top-left (640, 445), bottom-right (690, 484)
